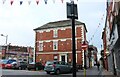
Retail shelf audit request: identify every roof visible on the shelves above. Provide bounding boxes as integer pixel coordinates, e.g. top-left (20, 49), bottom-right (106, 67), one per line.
top-left (34, 20), bottom-right (87, 32)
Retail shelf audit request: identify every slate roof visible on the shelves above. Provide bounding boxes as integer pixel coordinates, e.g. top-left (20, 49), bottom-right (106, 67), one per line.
top-left (34, 20), bottom-right (87, 32)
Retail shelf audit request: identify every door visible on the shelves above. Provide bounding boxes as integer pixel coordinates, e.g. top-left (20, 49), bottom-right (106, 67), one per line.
top-left (61, 55), bottom-right (65, 62)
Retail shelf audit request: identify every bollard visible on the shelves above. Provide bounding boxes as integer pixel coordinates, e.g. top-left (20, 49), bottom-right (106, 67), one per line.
top-left (84, 68), bottom-right (86, 77)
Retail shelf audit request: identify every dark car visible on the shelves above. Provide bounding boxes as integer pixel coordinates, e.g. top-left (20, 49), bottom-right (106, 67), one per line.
top-left (27, 62), bottom-right (44, 70)
top-left (12, 61), bottom-right (28, 70)
top-left (44, 61), bottom-right (72, 74)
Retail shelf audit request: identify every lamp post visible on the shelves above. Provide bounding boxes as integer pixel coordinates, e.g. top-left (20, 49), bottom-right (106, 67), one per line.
top-left (1, 34), bottom-right (8, 45)
top-left (1, 34), bottom-right (8, 59)
top-left (67, 1), bottom-right (78, 77)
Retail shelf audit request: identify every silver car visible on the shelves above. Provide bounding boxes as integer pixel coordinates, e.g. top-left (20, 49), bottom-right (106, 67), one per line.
top-left (44, 61), bottom-right (72, 74)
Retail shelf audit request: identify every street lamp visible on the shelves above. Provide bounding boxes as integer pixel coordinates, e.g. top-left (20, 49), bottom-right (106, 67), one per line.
top-left (1, 34), bottom-right (8, 59)
top-left (1, 34), bottom-right (8, 45)
top-left (67, 1), bottom-right (78, 77)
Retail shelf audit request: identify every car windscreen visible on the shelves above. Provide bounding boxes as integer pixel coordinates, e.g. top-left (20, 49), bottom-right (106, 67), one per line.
top-left (45, 61), bottom-right (59, 66)
top-left (2, 60), bottom-right (8, 64)
top-left (29, 62), bottom-right (35, 64)
top-left (45, 61), bottom-right (53, 66)
top-left (20, 62), bottom-right (27, 65)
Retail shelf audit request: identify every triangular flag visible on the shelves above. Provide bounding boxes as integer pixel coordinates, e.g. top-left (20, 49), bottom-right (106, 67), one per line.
top-left (44, 0), bottom-right (48, 4)
top-left (2, 0), bottom-right (6, 4)
top-left (36, 0), bottom-right (39, 5)
top-left (90, 38), bottom-right (92, 40)
top-left (53, 0), bottom-right (55, 3)
top-left (20, 1), bottom-right (23, 5)
top-left (61, 0), bottom-right (63, 3)
top-left (10, 0), bottom-right (14, 5)
top-left (101, 17), bottom-right (103, 20)
top-left (28, 0), bottom-right (31, 5)
top-left (103, 14), bottom-right (104, 16)
top-left (99, 23), bottom-right (101, 25)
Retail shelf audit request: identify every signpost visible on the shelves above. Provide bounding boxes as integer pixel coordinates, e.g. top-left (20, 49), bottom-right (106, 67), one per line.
top-left (82, 41), bottom-right (88, 77)
top-left (67, 1), bottom-right (78, 77)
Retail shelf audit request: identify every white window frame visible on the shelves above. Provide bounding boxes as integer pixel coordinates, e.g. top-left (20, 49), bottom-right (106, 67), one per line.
top-left (53, 29), bottom-right (58, 38)
top-left (76, 40), bottom-right (77, 49)
top-left (39, 42), bottom-right (43, 51)
top-left (53, 41), bottom-right (58, 50)
top-left (75, 27), bottom-right (77, 36)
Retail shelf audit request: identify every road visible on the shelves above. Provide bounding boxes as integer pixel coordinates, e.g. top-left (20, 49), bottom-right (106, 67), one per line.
top-left (2, 69), bottom-right (46, 75)
top-left (1, 66), bottom-right (102, 77)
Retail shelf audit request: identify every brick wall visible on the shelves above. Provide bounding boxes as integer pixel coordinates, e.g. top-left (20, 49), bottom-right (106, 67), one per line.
top-left (36, 26), bottom-right (83, 52)
top-left (35, 25), bottom-right (86, 66)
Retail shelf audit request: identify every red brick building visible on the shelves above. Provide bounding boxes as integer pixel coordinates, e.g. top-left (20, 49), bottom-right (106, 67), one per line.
top-left (102, 28), bottom-right (108, 70)
top-left (102, 0), bottom-right (120, 76)
top-left (88, 45), bottom-right (98, 68)
top-left (34, 20), bottom-right (87, 67)
top-left (0, 45), bottom-right (34, 63)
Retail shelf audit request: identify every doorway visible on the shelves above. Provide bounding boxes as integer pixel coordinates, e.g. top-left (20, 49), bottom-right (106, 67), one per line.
top-left (61, 55), bottom-right (65, 62)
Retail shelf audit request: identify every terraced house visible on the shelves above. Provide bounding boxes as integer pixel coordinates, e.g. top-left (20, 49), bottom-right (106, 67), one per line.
top-left (34, 20), bottom-right (87, 68)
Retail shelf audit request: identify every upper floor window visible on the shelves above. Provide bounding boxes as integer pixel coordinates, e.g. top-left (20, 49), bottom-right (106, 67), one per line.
top-left (39, 42), bottom-right (43, 51)
top-left (53, 41), bottom-right (58, 50)
top-left (53, 29), bottom-right (58, 38)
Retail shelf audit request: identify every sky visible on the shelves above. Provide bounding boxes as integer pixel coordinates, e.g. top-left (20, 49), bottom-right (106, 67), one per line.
top-left (0, 0), bottom-right (106, 56)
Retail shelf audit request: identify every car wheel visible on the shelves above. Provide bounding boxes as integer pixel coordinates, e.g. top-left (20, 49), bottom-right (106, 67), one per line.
top-left (28, 68), bottom-right (30, 70)
top-left (25, 67), bottom-right (28, 70)
top-left (19, 67), bottom-right (21, 70)
top-left (36, 67), bottom-right (38, 71)
top-left (55, 69), bottom-right (60, 75)
top-left (46, 71), bottom-right (50, 74)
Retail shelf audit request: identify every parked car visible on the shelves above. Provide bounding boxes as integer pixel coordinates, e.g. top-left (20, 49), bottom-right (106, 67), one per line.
top-left (27, 62), bottom-right (44, 70)
top-left (12, 61), bottom-right (28, 70)
top-left (4, 59), bottom-right (16, 69)
top-left (1, 59), bottom-right (8, 69)
top-left (44, 61), bottom-right (72, 74)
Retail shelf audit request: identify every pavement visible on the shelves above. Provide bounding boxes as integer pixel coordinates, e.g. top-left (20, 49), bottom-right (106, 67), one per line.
top-left (102, 69), bottom-right (113, 75)
top-left (101, 68), bottom-right (118, 77)
top-left (79, 66), bottom-right (117, 77)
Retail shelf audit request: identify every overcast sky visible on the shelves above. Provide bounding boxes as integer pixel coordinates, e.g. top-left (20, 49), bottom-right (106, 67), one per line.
top-left (0, 0), bottom-right (106, 55)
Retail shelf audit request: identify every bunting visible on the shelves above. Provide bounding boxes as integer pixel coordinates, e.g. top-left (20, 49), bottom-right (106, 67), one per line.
top-left (53, 0), bottom-right (55, 3)
top-left (10, 0), bottom-right (14, 5)
top-left (88, 14), bottom-right (105, 44)
top-left (44, 0), bottom-right (48, 4)
top-left (20, 1), bottom-right (23, 5)
top-left (2, 0), bottom-right (6, 4)
top-left (36, 0), bottom-right (39, 5)
top-left (1, 0), bottom-right (78, 5)
top-left (61, 0), bottom-right (63, 3)
top-left (28, 0), bottom-right (31, 5)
